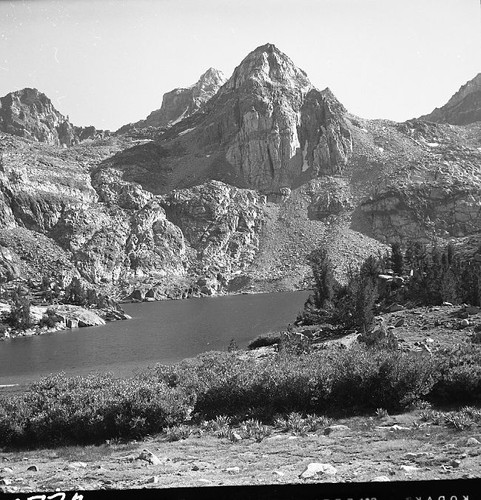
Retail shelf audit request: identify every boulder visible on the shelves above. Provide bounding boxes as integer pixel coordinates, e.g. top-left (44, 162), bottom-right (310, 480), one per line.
top-left (324, 425), bottom-right (351, 436)
top-left (138, 449), bottom-right (162, 466)
top-left (358, 321), bottom-right (398, 350)
top-left (49, 305), bottom-right (105, 328)
top-left (300, 463), bottom-right (337, 479)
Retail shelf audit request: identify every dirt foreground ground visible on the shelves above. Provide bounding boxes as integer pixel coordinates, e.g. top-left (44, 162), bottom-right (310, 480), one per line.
top-left (1, 411), bottom-right (481, 494)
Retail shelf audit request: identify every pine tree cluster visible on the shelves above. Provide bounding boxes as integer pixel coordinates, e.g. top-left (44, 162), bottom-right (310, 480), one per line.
top-left (299, 241), bottom-right (481, 332)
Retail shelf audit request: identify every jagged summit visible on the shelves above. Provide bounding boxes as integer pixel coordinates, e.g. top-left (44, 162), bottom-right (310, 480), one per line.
top-left (129, 68), bottom-right (226, 130)
top-left (0, 87), bottom-right (108, 145)
top-left (224, 43), bottom-right (311, 92)
top-left (196, 67), bottom-right (225, 84)
top-left (110, 43), bottom-right (352, 194)
top-left (0, 88), bottom-right (77, 146)
top-left (420, 73), bottom-right (481, 125)
top-left (189, 67), bottom-right (226, 105)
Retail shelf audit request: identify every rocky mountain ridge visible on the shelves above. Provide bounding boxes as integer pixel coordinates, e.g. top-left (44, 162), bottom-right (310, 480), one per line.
top-left (420, 73), bottom-right (481, 125)
top-left (0, 44), bottom-right (480, 303)
top-left (119, 68), bottom-right (226, 136)
top-left (108, 44), bottom-right (353, 195)
top-left (0, 88), bottom-right (108, 147)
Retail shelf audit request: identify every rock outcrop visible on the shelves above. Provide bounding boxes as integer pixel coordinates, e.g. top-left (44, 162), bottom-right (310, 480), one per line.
top-left (420, 73), bottom-right (481, 125)
top-left (218, 46), bottom-right (352, 190)
top-left (0, 130), bottom-right (267, 299)
top-left (160, 180), bottom-right (264, 278)
top-left (131, 68), bottom-right (226, 130)
top-left (0, 88), bottom-right (108, 147)
top-left (109, 44), bottom-right (353, 194)
top-left (0, 88), bottom-right (77, 146)
top-left (356, 119), bottom-right (481, 243)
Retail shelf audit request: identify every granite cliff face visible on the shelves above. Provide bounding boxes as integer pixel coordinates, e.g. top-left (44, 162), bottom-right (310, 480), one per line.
top-left (0, 132), bottom-right (265, 299)
top-left (0, 88), bottom-right (108, 147)
top-left (355, 118), bottom-right (481, 244)
top-left (420, 73), bottom-right (481, 125)
top-left (109, 44), bottom-right (353, 194)
top-left (1, 45), bottom-right (481, 301)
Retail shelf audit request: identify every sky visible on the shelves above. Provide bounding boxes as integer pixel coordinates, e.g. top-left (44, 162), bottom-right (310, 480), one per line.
top-left (0, 0), bottom-right (480, 131)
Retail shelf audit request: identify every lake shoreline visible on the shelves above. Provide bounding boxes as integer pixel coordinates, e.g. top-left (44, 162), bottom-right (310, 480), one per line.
top-left (0, 290), bottom-right (310, 386)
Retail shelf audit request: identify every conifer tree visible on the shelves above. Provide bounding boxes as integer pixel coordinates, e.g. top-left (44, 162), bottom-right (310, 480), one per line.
top-left (390, 242), bottom-right (404, 275)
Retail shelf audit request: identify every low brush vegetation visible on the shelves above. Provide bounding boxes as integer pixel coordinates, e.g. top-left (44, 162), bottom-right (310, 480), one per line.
top-left (1, 343), bottom-right (481, 448)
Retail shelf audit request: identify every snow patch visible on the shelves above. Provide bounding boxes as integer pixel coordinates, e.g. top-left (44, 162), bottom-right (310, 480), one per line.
top-left (302, 142), bottom-right (309, 172)
top-left (179, 127), bottom-right (196, 136)
top-left (171, 107), bottom-right (189, 126)
top-left (378, 147), bottom-right (384, 153)
top-left (426, 142), bottom-right (439, 147)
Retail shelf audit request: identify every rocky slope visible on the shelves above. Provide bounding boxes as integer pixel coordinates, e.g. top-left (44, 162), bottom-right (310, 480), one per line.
top-left (0, 88), bottom-right (108, 146)
top-left (0, 44), bottom-right (480, 302)
top-left (0, 131), bottom-right (266, 300)
top-left (420, 73), bottom-right (481, 125)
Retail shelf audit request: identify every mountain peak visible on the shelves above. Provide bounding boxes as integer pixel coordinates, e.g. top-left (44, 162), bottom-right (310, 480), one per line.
top-left (252, 42), bottom-right (280, 54)
top-left (130, 68), bottom-right (226, 131)
top-left (0, 87), bottom-right (107, 145)
top-left (199, 67), bottom-right (225, 83)
top-left (192, 67), bottom-right (226, 98)
top-left (0, 87), bottom-right (77, 146)
top-left (226, 43), bottom-right (311, 91)
top-left (420, 73), bottom-right (481, 125)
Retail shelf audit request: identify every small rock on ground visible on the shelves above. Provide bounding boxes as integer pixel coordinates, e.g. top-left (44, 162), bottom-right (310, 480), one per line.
top-left (138, 449), bottom-right (162, 466)
top-left (300, 463), bottom-right (338, 479)
top-left (69, 462), bottom-right (88, 469)
top-left (466, 437), bottom-right (480, 446)
top-left (324, 425), bottom-right (350, 435)
top-left (401, 465), bottom-right (420, 473)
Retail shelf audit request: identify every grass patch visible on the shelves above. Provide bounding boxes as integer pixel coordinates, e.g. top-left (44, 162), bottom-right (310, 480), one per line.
top-left (418, 406), bottom-right (481, 430)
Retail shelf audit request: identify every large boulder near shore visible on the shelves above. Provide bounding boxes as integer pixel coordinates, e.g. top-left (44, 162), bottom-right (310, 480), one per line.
top-left (48, 305), bottom-right (105, 328)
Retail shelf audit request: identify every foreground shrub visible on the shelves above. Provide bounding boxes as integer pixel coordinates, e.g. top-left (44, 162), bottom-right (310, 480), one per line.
top-left (165, 424), bottom-right (192, 442)
top-left (417, 406), bottom-right (481, 430)
top-left (274, 412), bottom-right (329, 435)
top-left (431, 345), bottom-right (481, 402)
top-left (239, 418), bottom-right (271, 441)
top-left (0, 372), bottom-right (193, 447)
top-left (2, 343), bottom-right (481, 448)
top-left (147, 347), bottom-right (439, 419)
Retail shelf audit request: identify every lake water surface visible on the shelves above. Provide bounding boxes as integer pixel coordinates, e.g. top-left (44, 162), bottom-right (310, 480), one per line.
top-left (0, 291), bottom-right (309, 386)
